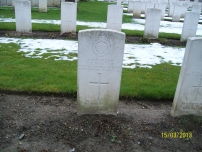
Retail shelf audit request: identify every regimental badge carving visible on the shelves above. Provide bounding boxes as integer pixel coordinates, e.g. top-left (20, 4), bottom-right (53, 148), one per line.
top-left (93, 34), bottom-right (110, 57)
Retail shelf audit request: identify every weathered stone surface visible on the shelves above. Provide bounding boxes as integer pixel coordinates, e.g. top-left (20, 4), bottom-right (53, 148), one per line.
top-left (77, 29), bottom-right (125, 115)
top-left (61, 2), bottom-right (77, 33)
top-left (106, 5), bottom-right (123, 31)
top-left (39, 0), bottom-right (47, 12)
top-left (171, 37), bottom-right (202, 117)
top-left (144, 8), bottom-right (161, 39)
top-left (14, 0), bottom-right (32, 33)
top-left (181, 12), bottom-right (200, 42)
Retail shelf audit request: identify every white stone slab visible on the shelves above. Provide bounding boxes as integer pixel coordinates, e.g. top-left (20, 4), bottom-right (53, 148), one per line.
top-left (180, 4), bottom-right (188, 18)
top-left (172, 5), bottom-right (182, 22)
top-left (7, 0), bottom-right (13, 5)
top-left (61, 2), bottom-right (77, 33)
top-left (145, 2), bottom-right (155, 16)
top-left (106, 5), bottom-right (123, 31)
top-left (141, 2), bottom-right (147, 14)
top-left (133, 1), bottom-right (142, 18)
top-left (171, 37), bottom-right (202, 117)
top-left (39, 0), bottom-right (47, 12)
top-left (181, 12), bottom-right (200, 42)
top-left (168, 3), bottom-right (175, 17)
top-left (144, 8), bottom-right (161, 39)
top-left (53, 0), bottom-right (60, 6)
top-left (1, 0), bottom-right (7, 5)
top-left (77, 29), bottom-right (125, 115)
top-left (128, 1), bottom-right (134, 13)
top-left (47, 0), bottom-right (53, 6)
top-left (155, 2), bottom-right (167, 20)
top-left (32, 0), bottom-right (38, 6)
top-left (14, 0), bottom-right (32, 33)
top-left (192, 4), bottom-right (201, 13)
top-left (117, 0), bottom-right (121, 6)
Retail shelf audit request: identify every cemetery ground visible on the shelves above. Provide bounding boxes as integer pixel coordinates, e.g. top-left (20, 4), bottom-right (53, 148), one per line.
top-left (0, 2), bottom-right (202, 152)
top-left (0, 33), bottom-right (202, 152)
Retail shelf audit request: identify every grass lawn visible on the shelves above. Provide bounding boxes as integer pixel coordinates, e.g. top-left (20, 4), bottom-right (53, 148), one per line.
top-left (0, 1), bottom-right (184, 100)
top-left (0, 42), bottom-right (180, 100)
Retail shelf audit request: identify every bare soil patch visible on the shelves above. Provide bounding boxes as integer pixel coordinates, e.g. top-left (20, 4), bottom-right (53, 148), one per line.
top-left (0, 30), bottom-right (186, 47)
top-left (0, 93), bottom-right (202, 152)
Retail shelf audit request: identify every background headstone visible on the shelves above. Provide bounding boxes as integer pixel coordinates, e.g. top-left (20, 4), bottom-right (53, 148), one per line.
top-left (133, 1), bottom-right (142, 18)
top-left (172, 5), bottom-right (182, 22)
top-left (144, 8), bottom-right (161, 39)
top-left (128, 1), bottom-right (134, 13)
top-left (39, 0), bottom-right (47, 12)
top-left (106, 5), bottom-right (123, 31)
top-left (77, 29), bottom-right (125, 115)
top-left (61, 2), bottom-right (77, 33)
top-left (14, 0), bottom-right (32, 33)
top-left (181, 12), bottom-right (200, 42)
top-left (171, 37), bottom-right (202, 117)
top-left (192, 4), bottom-right (201, 13)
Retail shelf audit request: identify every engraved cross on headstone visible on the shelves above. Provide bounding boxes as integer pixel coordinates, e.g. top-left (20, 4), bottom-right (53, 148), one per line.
top-left (193, 79), bottom-right (202, 101)
top-left (90, 73), bottom-right (108, 102)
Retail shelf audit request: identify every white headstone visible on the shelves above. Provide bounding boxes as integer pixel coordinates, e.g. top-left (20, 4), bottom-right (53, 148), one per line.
top-left (171, 37), bottom-right (202, 117)
top-left (7, 0), bottom-right (13, 5)
top-left (77, 29), bottom-right (125, 115)
top-left (1, 0), bottom-right (7, 5)
top-left (172, 5), bottom-right (182, 22)
top-left (61, 2), bottom-right (77, 33)
top-left (128, 1), bottom-right (134, 13)
top-left (144, 8), bottom-right (161, 39)
top-left (168, 3), bottom-right (175, 17)
top-left (181, 12), bottom-right (200, 42)
top-left (32, 0), bottom-right (39, 6)
top-left (47, 0), bottom-right (53, 6)
top-left (106, 5), bottom-right (123, 31)
top-left (192, 4), bottom-right (201, 13)
top-left (53, 0), bottom-right (60, 6)
top-left (14, 0), bottom-right (32, 33)
top-left (117, 0), bottom-right (121, 6)
top-left (145, 2), bottom-right (155, 16)
top-left (180, 4), bottom-right (188, 18)
top-left (133, 1), bottom-right (142, 18)
top-left (141, 2), bottom-right (147, 14)
top-left (155, 2), bottom-right (167, 20)
top-left (39, 0), bottom-right (47, 12)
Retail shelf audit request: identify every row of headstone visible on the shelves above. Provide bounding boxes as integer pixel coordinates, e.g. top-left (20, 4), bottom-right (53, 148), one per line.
top-left (1, 0), bottom-right (63, 6)
top-left (14, 0), bottom-right (77, 33)
top-left (77, 28), bottom-right (202, 117)
top-left (168, 2), bottom-right (202, 20)
top-left (130, 0), bottom-right (201, 22)
top-left (14, 1), bottom-right (123, 33)
top-left (13, 1), bottom-right (202, 117)
top-left (130, 1), bottom-right (167, 20)
top-left (140, 7), bottom-right (200, 40)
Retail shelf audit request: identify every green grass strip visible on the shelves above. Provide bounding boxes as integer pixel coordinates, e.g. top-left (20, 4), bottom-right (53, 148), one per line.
top-left (0, 43), bottom-right (180, 100)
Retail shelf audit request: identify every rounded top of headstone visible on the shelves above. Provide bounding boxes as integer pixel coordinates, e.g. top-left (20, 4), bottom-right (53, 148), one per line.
top-left (78, 29), bottom-right (125, 36)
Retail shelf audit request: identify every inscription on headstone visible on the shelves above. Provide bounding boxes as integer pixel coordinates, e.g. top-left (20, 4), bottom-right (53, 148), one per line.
top-left (77, 29), bottom-right (125, 115)
top-left (61, 2), bottom-right (77, 33)
top-left (106, 5), bottom-right (123, 31)
top-left (14, 0), bottom-right (32, 33)
top-left (171, 37), bottom-right (202, 117)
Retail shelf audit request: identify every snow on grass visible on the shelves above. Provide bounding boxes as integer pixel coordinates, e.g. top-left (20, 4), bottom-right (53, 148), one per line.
top-left (0, 37), bottom-right (185, 68)
top-left (0, 17), bottom-right (202, 35)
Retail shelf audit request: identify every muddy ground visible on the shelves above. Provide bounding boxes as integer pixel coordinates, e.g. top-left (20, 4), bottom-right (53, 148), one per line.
top-left (0, 30), bottom-right (187, 47)
top-left (0, 93), bottom-right (202, 152)
top-left (0, 31), bottom-right (201, 152)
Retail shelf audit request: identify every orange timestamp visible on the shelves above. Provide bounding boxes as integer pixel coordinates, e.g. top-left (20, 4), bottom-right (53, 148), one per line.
top-left (161, 132), bottom-right (192, 138)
